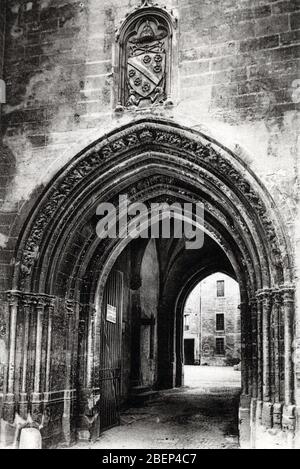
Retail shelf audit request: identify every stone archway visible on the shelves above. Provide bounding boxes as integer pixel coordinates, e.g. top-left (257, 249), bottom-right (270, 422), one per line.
top-left (1, 117), bottom-right (295, 448)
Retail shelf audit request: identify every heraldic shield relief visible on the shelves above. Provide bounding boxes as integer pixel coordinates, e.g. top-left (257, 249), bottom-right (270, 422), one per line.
top-left (126, 18), bottom-right (168, 106)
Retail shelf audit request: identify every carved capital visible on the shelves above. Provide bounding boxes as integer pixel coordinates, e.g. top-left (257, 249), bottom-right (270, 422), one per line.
top-left (6, 290), bottom-right (22, 306)
top-left (256, 288), bottom-right (272, 305)
top-left (272, 289), bottom-right (283, 305)
top-left (36, 298), bottom-right (46, 312)
top-left (281, 285), bottom-right (295, 304)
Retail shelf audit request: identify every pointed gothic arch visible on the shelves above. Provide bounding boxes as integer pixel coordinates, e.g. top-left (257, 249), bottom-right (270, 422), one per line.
top-left (2, 117), bottom-right (295, 448)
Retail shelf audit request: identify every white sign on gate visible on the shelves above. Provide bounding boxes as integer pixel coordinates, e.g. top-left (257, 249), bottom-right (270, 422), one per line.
top-left (106, 304), bottom-right (117, 323)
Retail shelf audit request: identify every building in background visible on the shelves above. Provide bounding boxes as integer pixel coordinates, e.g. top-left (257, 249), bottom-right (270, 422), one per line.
top-left (184, 273), bottom-right (241, 366)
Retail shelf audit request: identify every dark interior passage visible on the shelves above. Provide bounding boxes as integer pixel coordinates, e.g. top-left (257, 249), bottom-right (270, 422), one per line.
top-left (92, 231), bottom-right (242, 440)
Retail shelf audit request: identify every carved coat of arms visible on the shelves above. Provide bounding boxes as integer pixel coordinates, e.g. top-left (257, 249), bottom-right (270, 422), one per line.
top-left (126, 19), bottom-right (168, 107)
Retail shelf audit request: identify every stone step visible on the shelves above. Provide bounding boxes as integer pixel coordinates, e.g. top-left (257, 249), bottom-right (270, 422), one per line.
top-left (130, 385), bottom-right (151, 395)
top-left (129, 390), bottom-right (159, 406)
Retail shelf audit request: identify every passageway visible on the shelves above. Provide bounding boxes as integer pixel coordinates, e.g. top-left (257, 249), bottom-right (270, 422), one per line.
top-left (3, 119), bottom-right (295, 449)
top-left (74, 367), bottom-right (241, 450)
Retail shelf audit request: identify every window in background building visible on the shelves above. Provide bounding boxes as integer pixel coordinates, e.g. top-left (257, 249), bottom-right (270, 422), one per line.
top-left (216, 313), bottom-right (225, 331)
top-left (184, 314), bottom-right (190, 331)
top-left (215, 337), bottom-right (225, 355)
top-left (217, 280), bottom-right (225, 297)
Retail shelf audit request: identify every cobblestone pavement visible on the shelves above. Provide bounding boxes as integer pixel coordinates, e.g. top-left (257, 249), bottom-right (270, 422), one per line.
top-left (74, 366), bottom-right (241, 450)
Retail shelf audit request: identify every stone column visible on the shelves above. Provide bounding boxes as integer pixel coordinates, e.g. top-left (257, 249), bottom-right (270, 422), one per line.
top-left (62, 300), bottom-right (75, 445)
top-left (282, 287), bottom-right (296, 434)
top-left (248, 298), bottom-right (258, 447)
top-left (42, 298), bottom-right (54, 437)
top-left (256, 295), bottom-right (263, 421)
top-left (7, 292), bottom-right (18, 396)
top-left (260, 289), bottom-right (273, 427)
top-left (45, 300), bottom-right (54, 396)
top-left (19, 297), bottom-right (31, 418)
top-left (31, 297), bottom-right (45, 425)
top-left (0, 291), bottom-right (19, 446)
top-left (239, 300), bottom-right (251, 448)
top-left (250, 298), bottom-right (258, 399)
top-left (2, 291), bottom-right (20, 424)
top-left (283, 287), bottom-right (295, 406)
top-left (33, 299), bottom-right (44, 395)
top-left (86, 306), bottom-right (95, 389)
top-left (240, 301), bottom-right (249, 396)
top-left (272, 290), bottom-right (283, 429)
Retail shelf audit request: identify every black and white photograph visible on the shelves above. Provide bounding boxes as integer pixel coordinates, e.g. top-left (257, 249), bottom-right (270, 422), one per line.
top-left (0, 0), bottom-right (299, 453)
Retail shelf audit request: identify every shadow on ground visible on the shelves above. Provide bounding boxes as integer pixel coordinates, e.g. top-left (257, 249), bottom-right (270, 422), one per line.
top-left (73, 366), bottom-right (241, 449)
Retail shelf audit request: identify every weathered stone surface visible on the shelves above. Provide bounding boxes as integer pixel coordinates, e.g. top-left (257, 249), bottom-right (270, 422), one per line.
top-left (0, 0), bottom-right (299, 449)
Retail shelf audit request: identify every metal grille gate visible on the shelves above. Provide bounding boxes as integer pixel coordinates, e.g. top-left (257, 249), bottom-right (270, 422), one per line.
top-left (99, 270), bottom-right (123, 432)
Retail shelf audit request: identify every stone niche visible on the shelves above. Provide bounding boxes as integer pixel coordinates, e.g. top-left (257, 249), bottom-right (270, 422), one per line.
top-left (115, 1), bottom-right (177, 111)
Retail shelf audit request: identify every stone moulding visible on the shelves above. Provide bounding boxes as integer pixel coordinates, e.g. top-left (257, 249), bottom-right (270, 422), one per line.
top-left (1, 117), bottom-right (296, 449)
top-left (15, 119), bottom-right (290, 291)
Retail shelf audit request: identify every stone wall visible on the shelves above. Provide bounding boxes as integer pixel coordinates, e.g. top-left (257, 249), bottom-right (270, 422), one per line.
top-left (0, 0), bottom-right (298, 211)
top-left (0, 0), bottom-right (5, 79)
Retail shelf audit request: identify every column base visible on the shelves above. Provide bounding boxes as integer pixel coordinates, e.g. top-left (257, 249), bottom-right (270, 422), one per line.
top-left (0, 418), bottom-right (17, 448)
top-left (262, 401), bottom-right (273, 427)
top-left (273, 403), bottom-right (283, 429)
top-left (19, 393), bottom-right (29, 419)
top-left (282, 405), bottom-right (296, 431)
top-left (255, 399), bottom-right (263, 423)
top-left (250, 401), bottom-right (296, 448)
top-left (31, 393), bottom-right (44, 427)
top-left (1, 393), bottom-right (15, 423)
top-left (239, 395), bottom-right (251, 448)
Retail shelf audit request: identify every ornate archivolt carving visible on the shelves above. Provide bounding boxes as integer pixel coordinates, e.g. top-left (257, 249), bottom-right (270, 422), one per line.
top-left (77, 192), bottom-right (254, 305)
top-left (17, 122), bottom-right (287, 290)
top-left (6, 290), bottom-right (55, 308)
top-left (256, 285), bottom-right (295, 300)
top-left (63, 172), bottom-right (256, 280)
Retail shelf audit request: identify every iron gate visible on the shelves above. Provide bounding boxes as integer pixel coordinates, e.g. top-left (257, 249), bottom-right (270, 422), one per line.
top-left (99, 270), bottom-right (123, 432)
